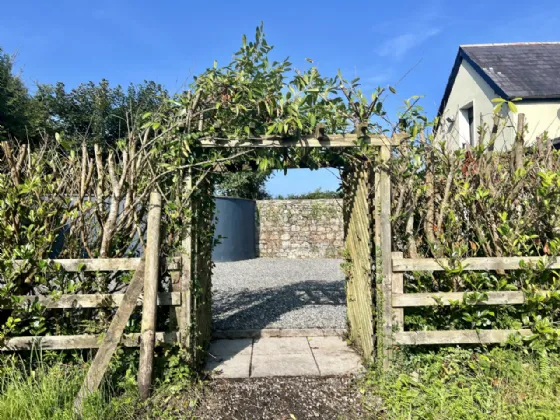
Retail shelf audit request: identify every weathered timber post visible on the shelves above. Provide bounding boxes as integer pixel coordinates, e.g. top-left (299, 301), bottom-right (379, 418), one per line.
top-left (74, 260), bottom-right (146, 413)
top-left (379, 140), bottom-right (393, 370)
top-left (391, 252), bottom-right (404, 332)
top-left (179, 170), bottom-right (193, 349)
top-left (138, 191), bottom-right (162, 400)
top-left (514, 113), bottom-right (525, 172)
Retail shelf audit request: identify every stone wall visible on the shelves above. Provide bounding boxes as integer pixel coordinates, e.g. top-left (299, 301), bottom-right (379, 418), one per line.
top-left (256, 199), bottom-right (344, 258)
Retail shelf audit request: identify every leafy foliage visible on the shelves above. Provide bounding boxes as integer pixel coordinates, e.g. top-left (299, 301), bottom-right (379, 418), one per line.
top-left (0, 49), bottom-right (44, 142)
top-left (33, 80), bottom-right (169, 147)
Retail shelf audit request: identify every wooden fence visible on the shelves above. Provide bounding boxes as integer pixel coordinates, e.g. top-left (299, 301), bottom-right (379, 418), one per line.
top-left (0, 192), bottom-right (196, 408)
top-left (1, 260), bottom-right (184, 350)
top-left (384, 251), bottom-right (558, 356)
top-left (0, 257), bottom-right (182, 351)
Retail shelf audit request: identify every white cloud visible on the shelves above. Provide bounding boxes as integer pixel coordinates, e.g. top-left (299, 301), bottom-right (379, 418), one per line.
top-left (339, 67), bottom-right (394, 91)
top-left (376, 28), bottom-right (442, 59)
top-left (365, 72), bottom-right (393, 85)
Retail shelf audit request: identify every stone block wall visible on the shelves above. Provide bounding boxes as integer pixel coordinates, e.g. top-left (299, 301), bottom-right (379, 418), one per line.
top-left (256, 199), bottom-right (344, 258)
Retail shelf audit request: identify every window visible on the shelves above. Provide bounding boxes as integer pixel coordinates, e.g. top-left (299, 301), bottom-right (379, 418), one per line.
top-left (459, 104), bottom-right (475, 148)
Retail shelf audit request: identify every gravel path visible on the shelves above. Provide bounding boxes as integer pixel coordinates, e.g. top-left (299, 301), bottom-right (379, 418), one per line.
top-left (212, 258), bottom-right (346, 330)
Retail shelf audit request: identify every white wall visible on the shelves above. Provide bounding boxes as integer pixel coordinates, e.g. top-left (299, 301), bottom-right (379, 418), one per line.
top-left (517, 101), bottom-right (560, 144)
top-left (439, 59), bottom-right (513, 151)
top-left (439, 59), bottom-right (560, 150)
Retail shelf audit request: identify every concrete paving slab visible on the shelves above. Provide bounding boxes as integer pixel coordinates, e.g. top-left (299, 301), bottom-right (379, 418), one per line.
top-left (205, 336), bottom-right (362, 379)
top-left (208, 338), bottom-right (253, 359)
top-left (312, 350), bottom-right (363, 376)
top-left (307, 336), bottom-right (355, 354)
top-left (251, 353), bottom-right (320, 377)
top-left (206, 355), bottom-right (252, 379)
top-left (252, 337), bottom-right (311, 355)
top-left (213, 328), bottom-right (346, 339)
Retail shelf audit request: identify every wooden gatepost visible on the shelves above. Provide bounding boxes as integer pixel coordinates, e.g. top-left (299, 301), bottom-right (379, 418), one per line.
top-left (170, 166), bottom-right (215, 367)
top-left (376, 140), bottom-right (394, 369)
top-left (75, 191), bottom-right (163, 410)
top-left (190, 172), bottom-right (215, 365)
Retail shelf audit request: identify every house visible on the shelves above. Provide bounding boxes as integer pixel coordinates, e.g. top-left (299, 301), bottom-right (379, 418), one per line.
top-left (437, 42), bottom-right (560, 150)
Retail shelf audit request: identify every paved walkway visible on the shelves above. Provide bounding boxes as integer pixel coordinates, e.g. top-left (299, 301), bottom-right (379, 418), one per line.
top-left (205, 336), bottom-right (362, 378)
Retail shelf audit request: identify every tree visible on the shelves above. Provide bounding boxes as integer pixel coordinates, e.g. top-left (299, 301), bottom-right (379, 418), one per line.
top-left (214, 171), bottom-right (272, 199)
top-left (33, 80), bottom-right (168, 147)
top-left (0, 48), bottom-right (39, 141)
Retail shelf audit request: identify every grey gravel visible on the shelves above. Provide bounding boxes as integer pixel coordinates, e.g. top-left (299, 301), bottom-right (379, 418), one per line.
top-left (191, 375), bottom-right (373, 419)
top-left (212, 258), bottom-right (346, 330)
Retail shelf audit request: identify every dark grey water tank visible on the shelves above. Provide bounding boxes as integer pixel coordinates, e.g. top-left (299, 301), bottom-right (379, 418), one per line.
top-left (212, 197), bottom-right (256, 262)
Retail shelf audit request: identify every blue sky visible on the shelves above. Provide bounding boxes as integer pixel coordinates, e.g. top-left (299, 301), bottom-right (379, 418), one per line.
top-left (2, 0), bottom-right (559, 196)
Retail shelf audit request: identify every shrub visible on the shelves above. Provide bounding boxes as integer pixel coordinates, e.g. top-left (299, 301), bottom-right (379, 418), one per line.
top-left (275, 187), bottom-right (342, 200)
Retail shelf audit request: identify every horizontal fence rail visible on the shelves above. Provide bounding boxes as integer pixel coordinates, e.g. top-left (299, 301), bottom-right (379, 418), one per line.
top-left (1, 332), bottom-right (178, 351)
top-left (12, 257), bottom-right (181, 272)
top-left (392, 290), bottom-right (550, 307)
top-left (392, 256), bottom-right (560, 272)
top-left (394, 329), bottom-right (533, 345)
top-left (390, 253), bottom-right (557, 346)
top-left (13, 258), bottom-right (142, 272)
top-left (1, 292), bottom-right (181, 309)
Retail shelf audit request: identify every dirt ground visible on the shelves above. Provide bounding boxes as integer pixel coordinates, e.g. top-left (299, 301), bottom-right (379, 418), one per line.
top-left (190, 375), bottom-right (376, 420)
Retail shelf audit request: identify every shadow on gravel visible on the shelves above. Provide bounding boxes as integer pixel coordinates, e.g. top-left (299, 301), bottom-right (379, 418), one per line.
top-left (212, 279), bottom-right (345, 331)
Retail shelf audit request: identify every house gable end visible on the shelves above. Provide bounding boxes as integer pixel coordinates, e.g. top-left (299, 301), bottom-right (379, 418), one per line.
top-left (437, 48), bottom-right (507, 120)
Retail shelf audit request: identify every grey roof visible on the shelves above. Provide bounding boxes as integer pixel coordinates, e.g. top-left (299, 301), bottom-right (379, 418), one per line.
top-left (462, 43), bottom-right (560, 99)
top-left (438, 42), bottom-right (560, 117)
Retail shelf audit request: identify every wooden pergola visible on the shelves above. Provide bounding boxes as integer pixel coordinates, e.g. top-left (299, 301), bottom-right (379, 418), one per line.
top-left (187, 131), bottom-right (403, 366)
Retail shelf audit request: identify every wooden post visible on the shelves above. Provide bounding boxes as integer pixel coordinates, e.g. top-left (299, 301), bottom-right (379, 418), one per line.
top-left (374, 159), bottom-right (382, 359)
top-left (74, 260), bottom-right (146, 412)
top-left (379, 141), bottom-right (393, 370)
top-left (514, 113), bottom-right (525, 171)
top-left (177, 170), bottom-right (193, 349)
top-left (391, 252), bottom-right (404, 332)
top-left (138, 192), bottom-right (162, 400)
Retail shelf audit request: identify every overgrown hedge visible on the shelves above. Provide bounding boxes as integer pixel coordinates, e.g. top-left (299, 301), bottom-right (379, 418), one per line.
top-left (389, 112), bottom-right (560, 350)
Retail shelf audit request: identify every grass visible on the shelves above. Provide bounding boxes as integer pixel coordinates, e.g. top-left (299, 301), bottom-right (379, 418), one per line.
top-left (0, 356), bottom-right (137, 420)
top-left (2, 347), bottom-right (558, 419)
top-left (362, 347), bottom-right (560, 419)
top-left (0, 352), bottom-right (203, 420)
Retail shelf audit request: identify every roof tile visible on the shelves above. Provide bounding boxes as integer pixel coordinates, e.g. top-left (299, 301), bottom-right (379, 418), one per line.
top-left (461, 43), bottom-right (560, 99)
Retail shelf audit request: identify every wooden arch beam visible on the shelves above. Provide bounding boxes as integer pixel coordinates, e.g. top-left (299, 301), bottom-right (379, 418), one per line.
top-left (199, 133), bottom-right (408, 148)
